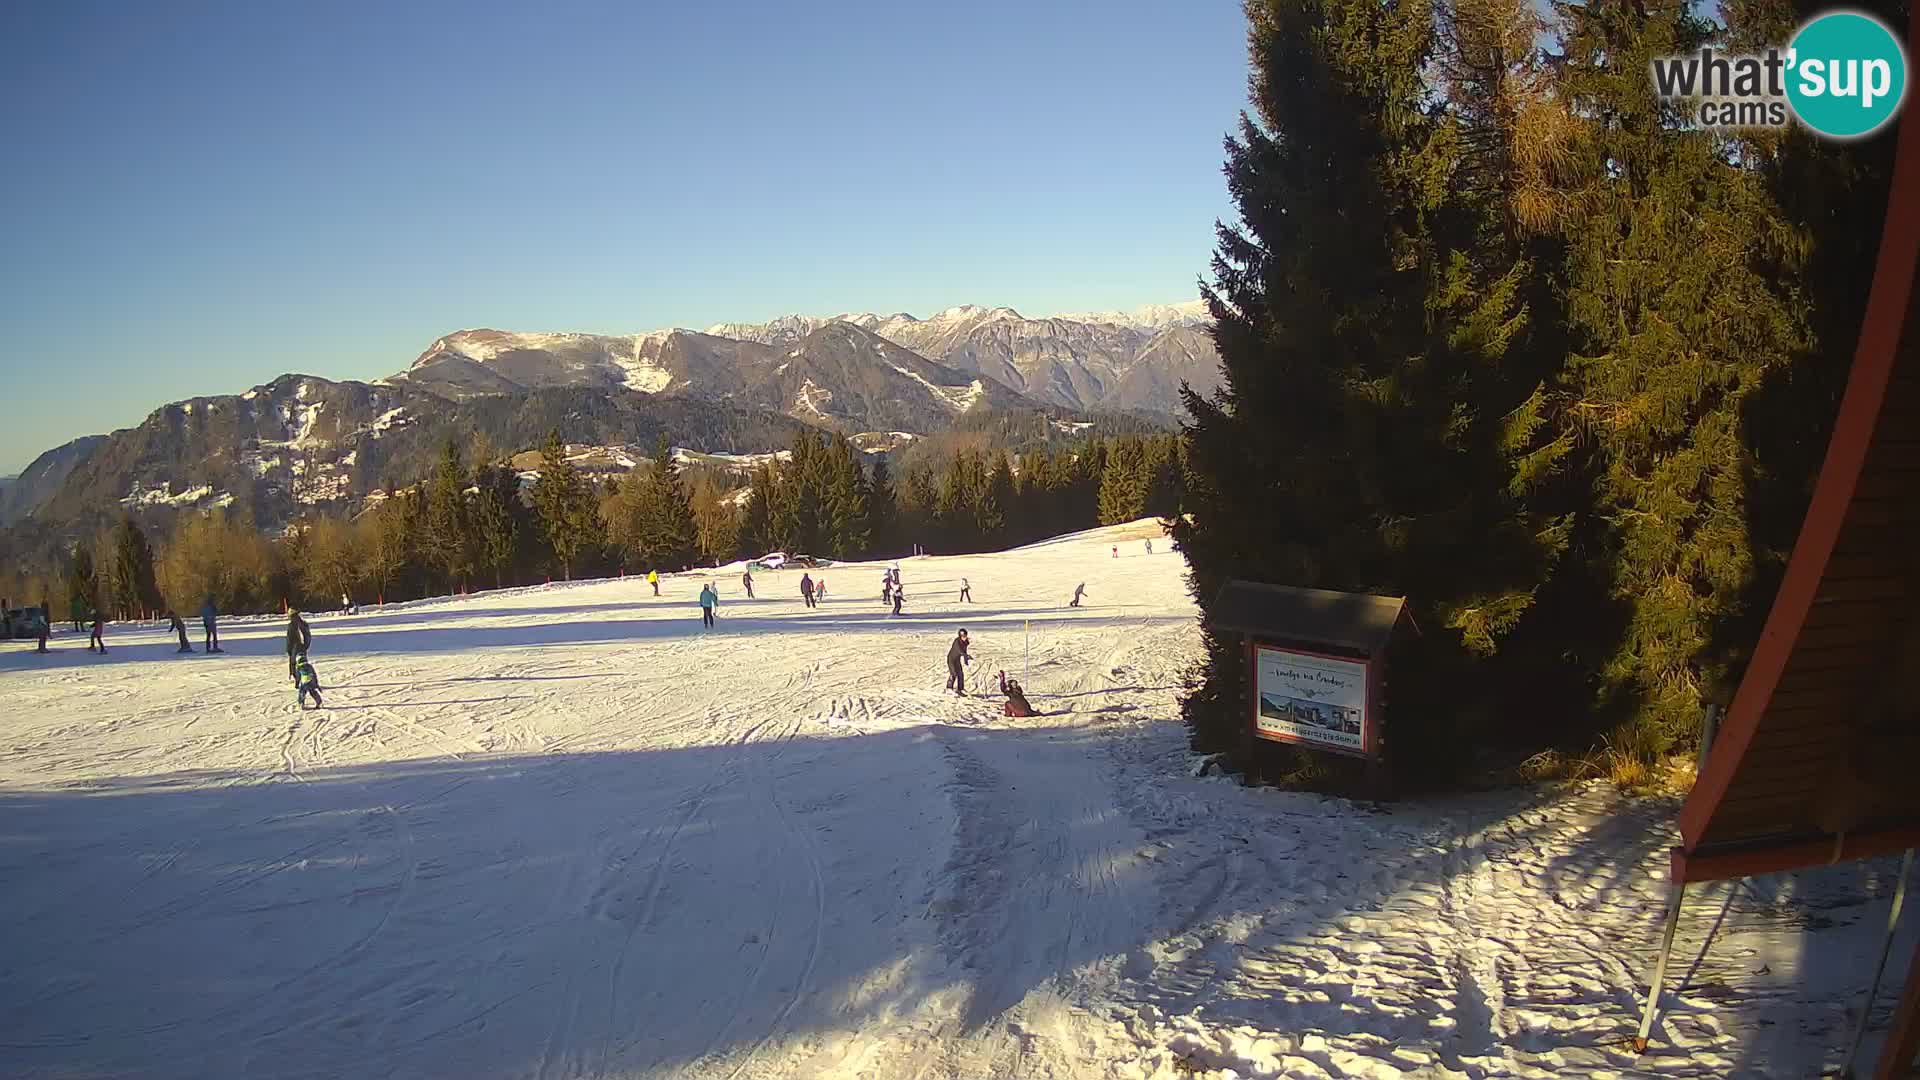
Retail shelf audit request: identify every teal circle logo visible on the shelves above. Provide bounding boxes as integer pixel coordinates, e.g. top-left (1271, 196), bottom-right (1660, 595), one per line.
top-left (1786, 10), bottom-right (1908, 139)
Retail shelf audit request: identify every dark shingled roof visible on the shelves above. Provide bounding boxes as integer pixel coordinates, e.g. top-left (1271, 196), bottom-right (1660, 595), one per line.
top-left (1209, 581), bottom-right (1413, 655)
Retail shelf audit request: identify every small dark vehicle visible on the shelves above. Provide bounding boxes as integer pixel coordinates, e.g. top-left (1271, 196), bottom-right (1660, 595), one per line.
top-left (4, 606), bottom-right (51, 641)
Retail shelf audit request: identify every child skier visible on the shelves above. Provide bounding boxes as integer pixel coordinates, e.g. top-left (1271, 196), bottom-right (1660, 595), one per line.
top-left (699, 582), bottom-right (719, 628)
top-left (1070, 583), bottom-right (1087, 608)
top-left (648, 569), bottom-right (660, 596)
top-left (741, 569), bottom-right (755, 598)
top-left (959, 577), bottom-right (972, 603)
top-left (293, 653), bottom-right (323, 709)
top-left (88, 609), bottom-right (106, 653)
top-left (167, 609), bottom-right (191, 652)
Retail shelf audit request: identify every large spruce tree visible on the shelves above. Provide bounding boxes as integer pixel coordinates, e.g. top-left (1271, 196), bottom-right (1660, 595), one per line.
top-left (1546, 0), bottom-right (1812, 755)
top-left (532, 430), bottom-right (596, 580)
top-left (425, 439), bottom-right (474, 593)
top-left (1174, 0), bottom-right (1570, 785)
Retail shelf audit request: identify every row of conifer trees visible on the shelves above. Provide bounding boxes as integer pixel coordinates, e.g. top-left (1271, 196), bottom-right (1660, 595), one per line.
top-left (1171, 0), bottom-right (1901, 789)
top-left (27, 428), bottom-right (1185, 621)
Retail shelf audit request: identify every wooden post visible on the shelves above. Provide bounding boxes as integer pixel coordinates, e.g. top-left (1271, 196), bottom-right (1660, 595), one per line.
top-left (1242, 637), bottom-right (1258, 786)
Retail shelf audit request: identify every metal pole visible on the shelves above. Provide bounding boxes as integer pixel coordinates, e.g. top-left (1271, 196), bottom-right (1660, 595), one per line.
top-left (1636, 881), bottom-right (1689, 1052)
top-left (1696, 703), bottom-right (1722, 773)
top-left (1841, 848), bottom-right (1916, 1079)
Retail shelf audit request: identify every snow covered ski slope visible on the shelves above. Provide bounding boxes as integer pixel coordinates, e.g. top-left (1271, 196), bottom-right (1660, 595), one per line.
top-left (0, 521), bottom-right (1910, 1078)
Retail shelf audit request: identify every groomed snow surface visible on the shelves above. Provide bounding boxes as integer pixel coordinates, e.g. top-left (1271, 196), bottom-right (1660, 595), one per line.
top-left (1, 522), bottom-right (1911, 1079)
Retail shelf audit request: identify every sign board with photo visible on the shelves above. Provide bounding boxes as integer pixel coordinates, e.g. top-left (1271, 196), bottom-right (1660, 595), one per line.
top-left (1252, 645), bottom-right (1371, 757)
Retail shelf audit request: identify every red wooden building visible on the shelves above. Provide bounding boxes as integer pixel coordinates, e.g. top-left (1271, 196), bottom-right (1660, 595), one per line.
top-left (1648, 15), bottom-right (1920, 1074)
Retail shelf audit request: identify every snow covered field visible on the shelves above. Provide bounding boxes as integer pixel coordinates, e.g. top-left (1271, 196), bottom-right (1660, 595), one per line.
top-left (0, 521), bottom-right (1911, 1079)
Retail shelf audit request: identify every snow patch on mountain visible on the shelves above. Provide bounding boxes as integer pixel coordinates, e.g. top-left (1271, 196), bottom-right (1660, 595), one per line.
top-left (885, 362), bottom-right (979, 413)
top-left (795, 379), bottom-right (834, 419)
top-left (122, 483), bottom-right (217, 508)
top-left (617, 332), bottom-right (676, 394)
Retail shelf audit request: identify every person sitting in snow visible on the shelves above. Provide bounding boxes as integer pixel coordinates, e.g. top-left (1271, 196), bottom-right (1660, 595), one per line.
top-left (293, 653), bottom-right (323, 709)
top-left (998, 671), bottom-right (1033, 717)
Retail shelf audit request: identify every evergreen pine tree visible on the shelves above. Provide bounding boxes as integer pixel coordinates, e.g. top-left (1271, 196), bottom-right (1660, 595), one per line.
top-left (868, 458), bottom-right (898, 556)
top-left (1173, 0), bottom-right (1568, 785)
top-left (634, 436), bottom-right (698, 570)
top-left (1548, 0), bottom-right (1811, 756)
top-left (67, 543), bottom-right (96, 624)
top-left (740, 462), bottom-right (781, 556)
top-left (822, 437), bottom-right (871, 558)
top-left (1098, 439), bottom-right (1150, 525)
top-left (425, 438), bottom-right (474, 592)
top-left (533, 430), bottom-right (595, 580)
top-left (980, 451), bottom-right (1014, 545)
top-left (902, 467), bottom-right (938, 553)
top-left (107, 517), bottom-right (161, 619)
top-left (472, 464), bottom-right (521, 589)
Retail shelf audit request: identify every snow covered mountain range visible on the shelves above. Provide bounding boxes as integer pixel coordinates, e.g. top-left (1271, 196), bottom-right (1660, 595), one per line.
top-left (0, 300), bottom-right (1214, 547)
top-left (402, 300), bottom-right (1216, 420)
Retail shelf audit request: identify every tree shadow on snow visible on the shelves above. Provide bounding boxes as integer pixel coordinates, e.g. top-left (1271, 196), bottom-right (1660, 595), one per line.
top-left (0, 726), bottom-right (1171, 1079)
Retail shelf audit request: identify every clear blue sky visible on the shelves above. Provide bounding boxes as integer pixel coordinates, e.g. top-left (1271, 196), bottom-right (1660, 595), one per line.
top-left (0, 1), bottom-right (1249, 473)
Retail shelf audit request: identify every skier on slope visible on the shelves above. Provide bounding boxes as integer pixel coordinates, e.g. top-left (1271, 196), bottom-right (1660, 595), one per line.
top-left (800, 573), bottom-right (816, 608)
top-left (648, 569), bottom-right (660, 597)
top-left (88, 604), bottom-right (106, 653)
top-left (946, 628), bottom-right (971, 695)
top-left (958, 577), bottom-right (972, 603)
top-left (1070, 583), bottom-right (1087, 608)
top-left (167, 609), bottom-right (191, 653)
top-left (293, 652), bottom-right (323, 709)
top-left (881, 573), bottom-right (891, 604)
top-left (891, 583), bottom-right (905, 617)
top-left (741, 569), bottom-right (754, 599)
top-left (200, 595), bottom-right (222, 653)
top-left (699, 582), bottom-right (719, 628)
top-left (286, 608), bottom-right (311, 681)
